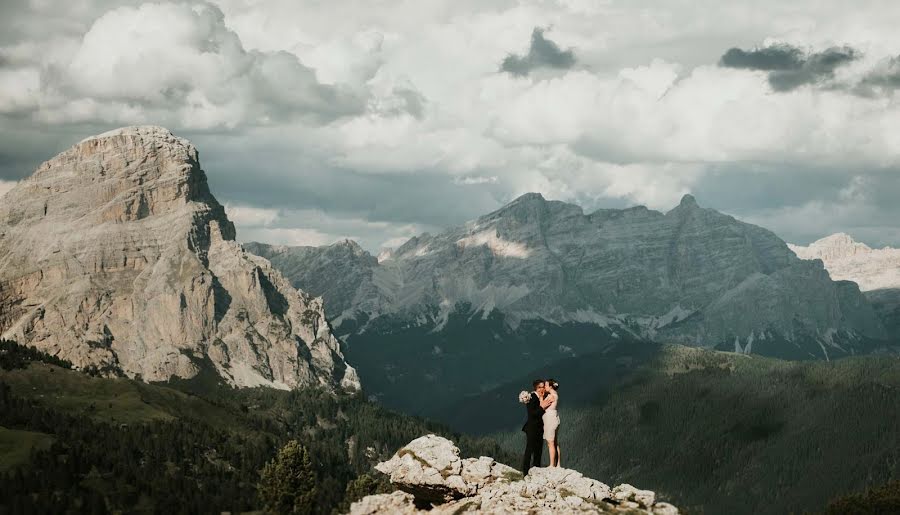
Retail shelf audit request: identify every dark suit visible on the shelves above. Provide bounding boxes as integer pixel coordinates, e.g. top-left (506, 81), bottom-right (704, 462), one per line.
top-left (521, 391), bottom-right (545, 474)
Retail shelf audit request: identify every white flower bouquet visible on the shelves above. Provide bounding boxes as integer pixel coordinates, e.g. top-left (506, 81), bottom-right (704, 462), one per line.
top-left (518, 390), bottom-right (531, 404)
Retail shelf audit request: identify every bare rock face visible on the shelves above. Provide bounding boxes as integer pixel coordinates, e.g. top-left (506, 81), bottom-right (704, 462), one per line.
top-left (0, 126), bottom-right (359, 390)
top-left (789, 233), bottom-right (900, 292)
top-left (352, 435), bottom-right (679, 514)
top-left (262, 193), bottom-right (887, 361)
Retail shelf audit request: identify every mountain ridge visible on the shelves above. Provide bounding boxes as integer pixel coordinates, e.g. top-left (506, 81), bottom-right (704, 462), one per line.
top-left (251, 192), bottom-right (885, 353)
top-left (249, 192), bottom-right (889, 419)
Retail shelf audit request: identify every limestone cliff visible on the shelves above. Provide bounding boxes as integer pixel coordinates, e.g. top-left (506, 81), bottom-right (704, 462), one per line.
top-left (0, 126), bottom-right (359, 390)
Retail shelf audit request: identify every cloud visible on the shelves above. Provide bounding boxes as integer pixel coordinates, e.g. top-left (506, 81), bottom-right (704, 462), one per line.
top-left (237, 227), bottom-right (340, 247)
top-left (719, 44), bottom-right (804, 71)
top-left (224, 204), bottom-right (280, 227)
top-left (1, 2), bottom-right (364, 128)
top-left (454, 176), bottom-right (499, 185)
top-left (4, 0), bottom-right (900, 252)
top-left (500, 28), bottom-right (576, 77)
top-left (857, 55), bottom-right (900, 94)
top-left (228, 204), bottom-right (434, 251)
top-left (719, 44), bottom-right (858, 91)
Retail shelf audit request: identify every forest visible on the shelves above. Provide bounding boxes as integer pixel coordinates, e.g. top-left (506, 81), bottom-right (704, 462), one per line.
top-left (0, 339), bottom-right (511, 514)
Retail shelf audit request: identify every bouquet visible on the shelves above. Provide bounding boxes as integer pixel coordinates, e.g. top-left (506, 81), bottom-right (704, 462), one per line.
top-left (518, 390), bottom-right (531, 404)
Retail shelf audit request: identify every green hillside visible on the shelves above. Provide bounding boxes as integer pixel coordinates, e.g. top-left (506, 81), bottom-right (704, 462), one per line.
top-left (0, 340), bottom-right (512, 514)
top-left (481, 345), bottom-right (900, 515)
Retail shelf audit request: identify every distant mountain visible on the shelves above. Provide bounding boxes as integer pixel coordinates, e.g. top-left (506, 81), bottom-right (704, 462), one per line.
top-left (789, 233), bottom-right (900, 291)
top-left (249, 193), bottom-right (888, 417)
top-left (0, 126), bottom-right (358, 390)
top-left (790, 233), bottom-right (900, 338)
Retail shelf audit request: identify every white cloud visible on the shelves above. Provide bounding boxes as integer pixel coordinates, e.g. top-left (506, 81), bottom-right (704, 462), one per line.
top-left (7, 2), bottom-right (363, 128)
top-left (454, 176), bottom-right (499, 185)
top-left (237, 227), bottom-right (339, 247)
top-left (0, 68), bottom-right (40, 113)
top-left (224, 204), bottom-right (280, 227)
top-left (3, 0), bottom-right (900, 250)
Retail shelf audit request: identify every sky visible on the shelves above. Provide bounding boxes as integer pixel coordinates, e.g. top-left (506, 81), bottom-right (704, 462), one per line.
top-left (1, 0), bottom-right (900, 251)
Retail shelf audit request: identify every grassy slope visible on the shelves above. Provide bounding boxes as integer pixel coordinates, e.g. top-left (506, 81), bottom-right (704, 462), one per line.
top-left (0, 362), bottom-right (277, 433)
top-left (485, 345), bottom-right (900, 515)
top-left (0, 427), bottom-right (54, 472)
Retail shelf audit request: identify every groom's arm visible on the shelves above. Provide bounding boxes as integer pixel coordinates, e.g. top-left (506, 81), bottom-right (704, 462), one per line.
top-left (527, 394), bottom-right (543, 418)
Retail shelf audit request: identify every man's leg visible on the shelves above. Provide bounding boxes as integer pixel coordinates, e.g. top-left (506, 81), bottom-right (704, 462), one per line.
top-left (522, 430), bottom-right (535, 475)
top-left (531, 431), bottom-right (543, 468)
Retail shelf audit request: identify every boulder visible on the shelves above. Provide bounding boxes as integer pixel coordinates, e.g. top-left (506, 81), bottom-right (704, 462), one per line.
top-left (348, 491), bottom-right (419, 514)
top-left (358, 435), bottom-right (680, 514)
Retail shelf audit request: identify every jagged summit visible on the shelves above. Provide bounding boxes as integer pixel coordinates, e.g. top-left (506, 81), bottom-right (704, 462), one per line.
top-left (508, 191), bottom-right (546, 204)
top-left (78, 125), bottom-right (181, 143)
top-left (0, 127), bottom-right (359, 391)
top-left (678, 193), bottom-right (698, 208)
top-left (809, 232), bottom-right (872, 252)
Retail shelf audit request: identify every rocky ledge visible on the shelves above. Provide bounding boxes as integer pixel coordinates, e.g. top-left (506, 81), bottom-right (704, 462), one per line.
top-left (349, 435), bottom-right (679, 514)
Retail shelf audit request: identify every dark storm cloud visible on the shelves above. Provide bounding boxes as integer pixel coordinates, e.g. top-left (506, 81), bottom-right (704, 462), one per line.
top-left (690, 162), bottom-right (851, 211)
top-left (692, 162), bottom-right (900, 247)
top-left (856, 56), bottom-right (900, 94)
top-left (719, 44), bottom-right (858, 91)
top-left (720, 45), bottom-right (804, 71)
top-left (500, 28), bottom-right (576, 77)
top-left (197, 136), bottom-right (502, 229)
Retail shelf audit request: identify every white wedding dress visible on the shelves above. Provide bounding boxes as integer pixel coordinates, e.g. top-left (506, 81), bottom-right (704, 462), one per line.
top-left (542, 392), bottom-right (560, 441)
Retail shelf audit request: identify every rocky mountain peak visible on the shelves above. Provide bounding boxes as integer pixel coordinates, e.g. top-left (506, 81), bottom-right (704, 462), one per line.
top-left (678, 193), bottom-right (698, 208)
top-left (509, 191), bottom-right (547, 205)
top-left (485, 192), bottom-right (551, 222)
top-left (334, 238), bottom-right (373, 258)
top-left (0, 127), bottom-right (359, 391)
top-left (19, 124), bottom-right (234, 239)
top-left (790, 233), bottom-right (874, 262)
top-left (665, 193), bottom-right (703, 217)
top-left (790, 233), bottom-right (900, 291)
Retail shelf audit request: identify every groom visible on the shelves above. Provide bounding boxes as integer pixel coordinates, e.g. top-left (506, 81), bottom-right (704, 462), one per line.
top-left (521, 379), bottom-right (546, 475)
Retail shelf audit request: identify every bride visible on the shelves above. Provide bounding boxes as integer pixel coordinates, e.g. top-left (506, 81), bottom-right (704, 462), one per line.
top-left (540, 378), bottom-right (561, 467)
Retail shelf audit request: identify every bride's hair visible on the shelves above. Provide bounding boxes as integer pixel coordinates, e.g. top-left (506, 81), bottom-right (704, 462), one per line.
top-left (547, 379), bottom-right (559, 391)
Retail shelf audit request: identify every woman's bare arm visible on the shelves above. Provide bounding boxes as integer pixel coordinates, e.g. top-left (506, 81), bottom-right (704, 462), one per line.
top-left (540, 392), bottom-right (556, 408)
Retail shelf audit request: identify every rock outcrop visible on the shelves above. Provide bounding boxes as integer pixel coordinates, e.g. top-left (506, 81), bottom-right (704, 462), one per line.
top-left (349, 435), bottom-right (679, 514)
top-left (0, 126), bottom-right (359, 390)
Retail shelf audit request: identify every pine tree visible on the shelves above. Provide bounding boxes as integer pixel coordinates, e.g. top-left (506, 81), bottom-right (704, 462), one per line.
top-left (257, 440), bottom-right (318, 515)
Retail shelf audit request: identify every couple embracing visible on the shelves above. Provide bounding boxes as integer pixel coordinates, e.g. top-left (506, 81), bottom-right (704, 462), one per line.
top-left (521, 378), bottom-right (561, 475)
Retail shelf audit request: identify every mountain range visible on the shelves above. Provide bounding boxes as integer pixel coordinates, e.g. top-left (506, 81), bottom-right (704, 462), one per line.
top-left (247, 193), bottom-right (890, 417)
top-left (0, 126), bottom-right (358, 391)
